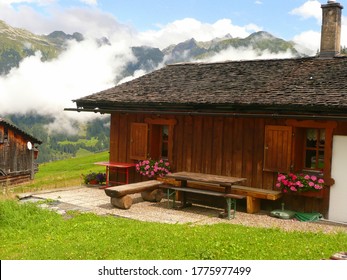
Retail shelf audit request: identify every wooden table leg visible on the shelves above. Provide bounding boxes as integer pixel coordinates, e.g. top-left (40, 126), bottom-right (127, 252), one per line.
top-left (219, 183), bottom-right (232, 218)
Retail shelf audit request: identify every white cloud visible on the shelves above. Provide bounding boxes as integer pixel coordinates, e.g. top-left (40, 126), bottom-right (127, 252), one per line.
top-left (342, 15), bottom-right (347, 47)
top-left (79, 0), bottom-right (98, 6)
top-left (292, 30), bottom-right (320, 55)
top-left (138, 18), bottom-right (262, 49)
top-left (0, 37), bottom-right (135, 130)
top-left (290, 2), bottom-right (347, 53)
top-left (0, 0), bottom-right (55, 5)
top-left (290, 0), bottom-right (321, 22)
top-left (198, 47), bottom-right (297, 63)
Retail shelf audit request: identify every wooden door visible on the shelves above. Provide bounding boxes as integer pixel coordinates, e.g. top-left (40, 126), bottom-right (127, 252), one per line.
top-left (263, 125), bottom-right (292, 173)
top-left (129, 123), bottom-right (148, 160)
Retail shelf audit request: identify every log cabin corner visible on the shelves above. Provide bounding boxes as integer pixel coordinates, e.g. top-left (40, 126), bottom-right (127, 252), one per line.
top-left (0, 118), bottom-right (42, 187)
top-left (66, 1), bottom-right (347, 223)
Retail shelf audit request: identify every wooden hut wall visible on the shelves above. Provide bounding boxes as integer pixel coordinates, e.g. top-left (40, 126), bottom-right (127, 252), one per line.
top-left (0, 126), bottom-right (32, 175)
top-left (109, 113), bottom-right (347, 214)
top-left (109, 113), bottom-right (286, 188)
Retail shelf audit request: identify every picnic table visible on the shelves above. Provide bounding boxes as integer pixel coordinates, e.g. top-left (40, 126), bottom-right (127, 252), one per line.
top-left (164, 171), bottom-right (247, 218)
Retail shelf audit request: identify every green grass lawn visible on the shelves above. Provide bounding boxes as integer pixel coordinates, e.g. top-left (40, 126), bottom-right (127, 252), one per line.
top-left (0, 152), bottom-right (346, 260)
top-left (4, 151), bottom-right (109, 195)
top-left (0, 199), bottom-right (346, 260)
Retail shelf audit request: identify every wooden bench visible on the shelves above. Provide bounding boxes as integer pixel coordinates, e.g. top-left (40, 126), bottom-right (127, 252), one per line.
top-left (159, 184), bottom-right (246, 219)
top-left (104, 180), bottom-right (163, 209)
top-left (187, 181), bottom-right (282, 214)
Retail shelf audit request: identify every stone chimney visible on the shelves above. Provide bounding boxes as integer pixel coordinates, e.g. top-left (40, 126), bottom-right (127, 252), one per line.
top-left (320, 0), bottom-right (343, 57)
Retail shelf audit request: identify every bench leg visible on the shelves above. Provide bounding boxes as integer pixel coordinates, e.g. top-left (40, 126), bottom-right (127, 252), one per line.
top-left (247, 196), bottom-right (260, 214)
top-left (166, 189), bottom-right (176, 208)
top-left (225, 197), bottom-right (237, 219)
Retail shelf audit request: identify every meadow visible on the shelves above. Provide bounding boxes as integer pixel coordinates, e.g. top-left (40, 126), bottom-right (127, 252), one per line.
top-left (0, 151), bottom-right (346, 260)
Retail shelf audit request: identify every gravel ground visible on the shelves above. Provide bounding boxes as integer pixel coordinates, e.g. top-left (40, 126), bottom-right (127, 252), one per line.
top-left (19, 185), bottom-right (347, 234)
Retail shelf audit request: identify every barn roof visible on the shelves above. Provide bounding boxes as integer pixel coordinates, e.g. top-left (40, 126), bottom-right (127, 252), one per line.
top-left (0, 118), bottom-right (42, 144)
top-left (71, 56), bottom-right (347, 117)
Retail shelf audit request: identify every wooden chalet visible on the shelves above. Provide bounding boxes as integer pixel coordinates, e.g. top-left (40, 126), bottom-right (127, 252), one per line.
top-left (67, 1), bottom-right (347, 222)
top-left (0, 118), bottom-right (42, 187)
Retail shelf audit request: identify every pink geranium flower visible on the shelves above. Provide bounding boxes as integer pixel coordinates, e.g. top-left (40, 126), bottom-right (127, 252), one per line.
top-left (136, 159), bottom-right (171, 178)
top-left (276, 172), bottom-right (325, 193)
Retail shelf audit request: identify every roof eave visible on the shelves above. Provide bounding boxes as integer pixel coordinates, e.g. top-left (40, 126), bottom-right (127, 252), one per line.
top-left (66, 101), bottom-right (347, 120)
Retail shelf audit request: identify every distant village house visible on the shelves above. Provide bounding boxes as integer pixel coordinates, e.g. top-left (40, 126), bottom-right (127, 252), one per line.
top-left (0, 118), bottom-right (42, 187)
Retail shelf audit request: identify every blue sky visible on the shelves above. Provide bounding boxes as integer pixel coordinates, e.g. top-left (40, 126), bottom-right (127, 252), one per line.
top-left (97, 0), bottom-right (320, 38)
top-left (1, 0), bottom-right (346, 50)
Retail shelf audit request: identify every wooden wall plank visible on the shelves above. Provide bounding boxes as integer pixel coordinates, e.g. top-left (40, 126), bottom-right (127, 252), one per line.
top-left (243, 118), bottom-right (254, 186)
top-left (212, 117), bottom-right (224, 175)
top-left (183, 115), bottom-right (193, 172)
top-left (192, 116), bottom-right (203, 172)
top-left (222, 117), bottom-right (234, 176)
top-left (232, 118), bottom-right (243, 177)
top-left (173, 115), bottom-right (184, 172)
top-left (250, 118), bottom-right (263, 188)
top-left (202, 116), bottom-right (213, 174)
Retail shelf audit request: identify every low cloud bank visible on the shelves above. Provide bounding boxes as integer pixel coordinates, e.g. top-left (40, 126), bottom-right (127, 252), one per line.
top-left (1, 1), bottom-right (330, 134)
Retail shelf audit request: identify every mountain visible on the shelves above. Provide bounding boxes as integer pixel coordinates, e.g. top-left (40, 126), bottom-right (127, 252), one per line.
top-left (161, 31), bottom-right (301, 64)
top-left (0, 20), bottom-right (83, 75)
top-left (123, 46), bottom-right (164, 78)
top-left (0, 20), bottom-right (306, 162)
top-left (1, 20), bottom-right (304, 78)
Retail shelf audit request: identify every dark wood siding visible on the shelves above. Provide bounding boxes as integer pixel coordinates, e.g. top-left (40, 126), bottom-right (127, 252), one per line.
top-left (109, 112), bottom-right (347, 215)
top-left (109, 113), bottom-right (285, 189)
top-left (0, 123), bottom-right (37, 186)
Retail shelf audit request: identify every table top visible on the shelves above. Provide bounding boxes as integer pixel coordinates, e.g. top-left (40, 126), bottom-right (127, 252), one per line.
top-left (94, 161), bottom-right (136, 168)
top-left (165, 171), bottom-right (246, 185)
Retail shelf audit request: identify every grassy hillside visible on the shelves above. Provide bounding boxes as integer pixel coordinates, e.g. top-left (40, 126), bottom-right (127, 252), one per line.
top-left (0, 20), bottom-right (61, 74)
top-left (4, 151), bottom-right (109, 195)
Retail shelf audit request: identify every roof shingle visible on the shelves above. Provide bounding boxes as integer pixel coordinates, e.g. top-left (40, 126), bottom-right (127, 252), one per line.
top-left (74, 56), bottom-right (347, 114)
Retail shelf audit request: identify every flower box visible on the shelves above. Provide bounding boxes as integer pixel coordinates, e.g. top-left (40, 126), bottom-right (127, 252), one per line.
top-left (136, 159), bottom-right (171, 178)
top-left (286, 189), bottom-right (325, 198)
top-left (82, 172), bottom-right (106, 185)
top-left (276, 172), bottom-right (325, 197)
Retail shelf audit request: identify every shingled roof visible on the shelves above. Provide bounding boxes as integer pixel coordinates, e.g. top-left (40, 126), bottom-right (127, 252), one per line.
top-left (0, 118), bottom-right (42, 144)
top-left (72, 56), bottom-right (347, 116)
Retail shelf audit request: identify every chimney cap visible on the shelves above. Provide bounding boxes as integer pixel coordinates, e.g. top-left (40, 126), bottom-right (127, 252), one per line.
top-left (323, 0), bottom-right (343, 7)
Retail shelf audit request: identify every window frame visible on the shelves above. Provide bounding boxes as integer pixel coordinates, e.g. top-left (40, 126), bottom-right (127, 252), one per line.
top-left (303, 128), bottom-right (325, 171)
top-left (286, 119), bottom-right (336, 184)
top-left (145, 118), bottom-right (176, 163)
top-left (129, 118), bottom-right (176, 163)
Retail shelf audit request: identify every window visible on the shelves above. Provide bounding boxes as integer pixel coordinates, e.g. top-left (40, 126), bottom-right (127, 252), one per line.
top-left (286, 120), bottom-right (336, 180)
top-left (4, 127), bottom-right (8, 142)
top-left (129, 118), bottom-right (176, 162)
top-left (304, 128), bottom-right (325, 170)
top-left (161, 125), bottom-right (169, 159)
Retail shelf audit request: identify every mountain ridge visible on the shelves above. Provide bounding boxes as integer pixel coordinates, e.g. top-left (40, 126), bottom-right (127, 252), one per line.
top-left (0, 20), bottom-right (306, 162)
top-left (0, 19), bottom-right (305, 77)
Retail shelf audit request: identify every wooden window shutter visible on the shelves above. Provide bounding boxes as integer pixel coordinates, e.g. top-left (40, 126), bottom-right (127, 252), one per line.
top-left (130, 123), bottom-right (148, 160)
top-left (263, 125), bottom-right (292, 173)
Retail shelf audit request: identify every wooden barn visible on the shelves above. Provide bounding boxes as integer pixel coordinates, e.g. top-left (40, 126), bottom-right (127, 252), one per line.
top-left (0, 118), bottom-right (42, 187)
top-left (67, 1), bottom-right (347, 222)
